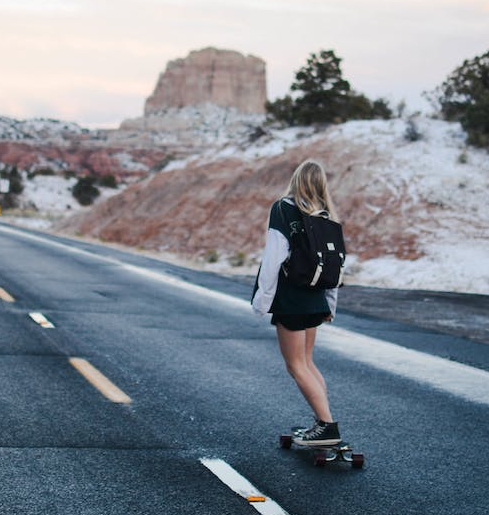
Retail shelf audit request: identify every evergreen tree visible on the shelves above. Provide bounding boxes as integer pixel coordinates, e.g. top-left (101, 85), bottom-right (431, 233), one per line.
top-left (267, 49), bottom-right (392, 125)
top-left (265, 95), bottom-right (297, 125)
top-left (291, 50), bottom-right (351, 124)
top-left (428, 50), bottom-right (489, 148)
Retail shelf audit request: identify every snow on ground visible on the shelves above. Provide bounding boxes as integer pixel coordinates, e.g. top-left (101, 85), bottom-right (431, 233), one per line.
top-left (21, 174), bottom-right (79, 213)
top-left (114, 152), bottom-right (150, 171)
top-left (0, 116), bottom-right (86, 142)
top-left (345, 242), bottom-right (489, 294)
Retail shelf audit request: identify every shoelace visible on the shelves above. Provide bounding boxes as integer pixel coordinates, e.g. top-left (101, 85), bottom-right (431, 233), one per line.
top-left (303, 424), bottom-right (325, 440)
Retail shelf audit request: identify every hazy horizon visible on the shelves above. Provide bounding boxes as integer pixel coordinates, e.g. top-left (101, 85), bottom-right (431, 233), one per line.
top-left (1, 0), bottom-right (487, 128)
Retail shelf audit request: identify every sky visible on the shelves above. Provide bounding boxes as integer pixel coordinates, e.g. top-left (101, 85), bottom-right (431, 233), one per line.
top-left (0, 0), bottom-right (488, 128)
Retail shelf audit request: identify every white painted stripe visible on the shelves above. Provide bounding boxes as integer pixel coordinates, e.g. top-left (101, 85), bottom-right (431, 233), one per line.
top-left (69, 357), bottom-right (132, 404)
top-left (318, 325), bottom-right (489, 406)
top-left (201, 458), bottom-right (290, 515)
top-left (29, 311), bottom-right (55, 328)
top-left (0, 224), bottom-right (246, 308)
top-left (0, 287), bottom-right (15, 302)
top-left (3, 224), bottom-right (489, 406)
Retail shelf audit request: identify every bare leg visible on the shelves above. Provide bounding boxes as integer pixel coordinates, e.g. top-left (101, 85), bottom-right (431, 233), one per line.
top-left (305, 327), bottom-right (327, 394)
top-left (276, 323), bottom-right (333, 422)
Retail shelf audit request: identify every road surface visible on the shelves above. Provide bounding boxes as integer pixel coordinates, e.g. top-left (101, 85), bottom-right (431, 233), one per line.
top-left (0, 222), bottom-right (488, 515)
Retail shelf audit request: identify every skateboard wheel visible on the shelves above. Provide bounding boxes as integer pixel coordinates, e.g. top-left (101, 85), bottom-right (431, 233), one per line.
top-left (313, 452), bottom-right (326, 467)
top-left (279, 435), bottom-right (292, 449)
top-left (351, 453), bottom-right (364, 469)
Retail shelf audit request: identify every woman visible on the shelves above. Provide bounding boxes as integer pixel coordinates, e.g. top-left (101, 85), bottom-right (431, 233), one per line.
top-left (252, 159), bottom-right (341, 446)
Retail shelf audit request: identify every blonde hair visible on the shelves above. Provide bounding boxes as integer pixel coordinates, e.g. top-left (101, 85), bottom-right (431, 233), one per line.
top-left (285, 159), bottom-right (339, 222)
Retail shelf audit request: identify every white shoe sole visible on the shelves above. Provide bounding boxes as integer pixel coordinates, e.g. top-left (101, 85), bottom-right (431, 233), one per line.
top-left (293, 438), bottom-right (342, 447)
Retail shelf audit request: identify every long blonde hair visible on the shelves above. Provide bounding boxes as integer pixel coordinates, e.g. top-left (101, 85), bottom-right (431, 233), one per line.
top-left (285, 159), bottom-right (339, 222)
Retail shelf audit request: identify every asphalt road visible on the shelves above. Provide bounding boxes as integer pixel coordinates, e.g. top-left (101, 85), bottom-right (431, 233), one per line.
top-left (0, 221), bottom-right (488, 515)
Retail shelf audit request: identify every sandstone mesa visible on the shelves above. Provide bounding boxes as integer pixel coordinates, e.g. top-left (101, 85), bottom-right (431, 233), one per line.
top-left (144, 47), bottom-right (267, 115)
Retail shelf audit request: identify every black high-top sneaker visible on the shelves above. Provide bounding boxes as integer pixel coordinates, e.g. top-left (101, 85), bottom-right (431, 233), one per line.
top-left (293, 420), bottom-right (341, 446)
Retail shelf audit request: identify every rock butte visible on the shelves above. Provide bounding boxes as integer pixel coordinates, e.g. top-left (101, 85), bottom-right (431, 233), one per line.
top-left (144, 47), bottom-right (267, 115)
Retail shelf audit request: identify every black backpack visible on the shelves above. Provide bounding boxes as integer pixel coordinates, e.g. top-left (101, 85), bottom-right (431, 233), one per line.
top-left (282, 209), bottom-right (346, 290)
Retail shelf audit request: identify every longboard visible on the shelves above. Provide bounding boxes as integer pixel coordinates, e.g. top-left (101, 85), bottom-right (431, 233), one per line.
top-left (280, 427), bottom-right (365, 468)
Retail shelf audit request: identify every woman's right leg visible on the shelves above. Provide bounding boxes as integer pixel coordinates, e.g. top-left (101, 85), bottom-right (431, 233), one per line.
top-left (276, 323), bottom-right (332, 423)
top-left (305, 326), bottom-right (333, 421)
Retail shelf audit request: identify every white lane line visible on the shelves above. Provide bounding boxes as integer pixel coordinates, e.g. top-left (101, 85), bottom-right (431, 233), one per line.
top-left (0, 287), bottom-right (15, 302)
top-left (0, 224), bottom-right (246, 309)
top-left (69, 357), bottom-right (132, 404)
top-left (318, 325), bottom-right (489, 406)
top-left (3, 224), bottom-right (489, 406)
top-left (201, 458), bottom-right (290, 515)
top-left (29, 311), bottom-right (55, 328)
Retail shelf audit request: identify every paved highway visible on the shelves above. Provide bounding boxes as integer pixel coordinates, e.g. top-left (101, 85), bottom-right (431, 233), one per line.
top-left (0, 222), bottom-right (488, 515)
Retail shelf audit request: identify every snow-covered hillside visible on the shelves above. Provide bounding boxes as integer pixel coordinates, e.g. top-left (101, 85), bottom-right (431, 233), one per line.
top-left (162, 116), bottom-right (488, 294)
top-left (128, 115), bottom-right (489, 295)
top-left (322, 117), bottom-right (489, 293)
top-left (0, 116), bottom-right (87, 142)
top-left (2, 113), bottom-right (488, 294)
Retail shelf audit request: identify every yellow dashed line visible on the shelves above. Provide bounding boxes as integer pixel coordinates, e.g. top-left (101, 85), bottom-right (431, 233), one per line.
top-left (0, 287), bottom-right (15, 302)
top-left (69, 358), bottom-right (132, 404)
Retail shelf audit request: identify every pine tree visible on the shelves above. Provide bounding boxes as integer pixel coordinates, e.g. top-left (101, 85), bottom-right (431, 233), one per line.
top-left (428, 50), bottom-right (489, 148)
top-left (266, 49), bottom-right (392, 125)
top-left (291, 50), bottom-right (351, 124)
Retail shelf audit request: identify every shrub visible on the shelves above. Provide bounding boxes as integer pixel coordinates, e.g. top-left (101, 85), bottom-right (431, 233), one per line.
top-left (457, 151), bottom-right (468, 164)
top-left (203, 249), bottom-right (219, 263)
top-left (396, 99), bottom-right (407, 118)
top-left (228, 251), bottom-right (247, 267)
top-left (0, 166), bottom-right (24, 195)
top-left (98, 174), bottom-right (117, 188)
top-left (371, 98), bottom-right (393, 120)
top-left (151, 155), bottom-right (175, 172)
top-left (72, 176), bottom-right (100, 206)
top-left (27, 167), bottom-right (56, 179)
top-left (9, 176), bottom-right (23, 195)
top-left (63, 170), bottom-right (77, 179)
top-left (266, 95), bottom-right (297, 126)
top-left (404, 118), bottom-right (423, 142)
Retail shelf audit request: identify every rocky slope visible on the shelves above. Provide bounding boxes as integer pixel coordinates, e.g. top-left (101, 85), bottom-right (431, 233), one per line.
top-left (56, 116), bottom-right (489, 294)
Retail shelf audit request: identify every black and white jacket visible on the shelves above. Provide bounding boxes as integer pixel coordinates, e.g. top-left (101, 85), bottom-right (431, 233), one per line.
top-left (252, 198), bottom-right (339, 318)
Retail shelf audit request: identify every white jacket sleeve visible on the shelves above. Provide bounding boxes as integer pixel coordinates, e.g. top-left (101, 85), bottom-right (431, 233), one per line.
top-left (325, 288), bottom-right (339, 320)
top-left (252, 228), bottom-right (289, 316)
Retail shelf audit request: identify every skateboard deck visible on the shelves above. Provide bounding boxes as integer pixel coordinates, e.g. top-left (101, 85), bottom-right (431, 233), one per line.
top-left (280, 426), bottom-right (364, 468)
